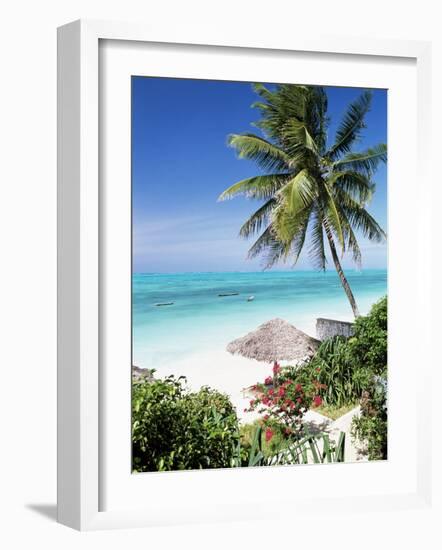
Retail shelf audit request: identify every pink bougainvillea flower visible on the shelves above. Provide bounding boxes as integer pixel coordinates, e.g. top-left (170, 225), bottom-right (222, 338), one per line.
top-left (262, 396), bottom-right (270, 406)
top-left (295, 383), bottom-right (303, 392)
top-left (264, 376), bottom-right (273, 386)
top-left (263, 414), bottom-right (269, 421)
top-left (313, 395), bottom-right (323, 407)
top-left (268, 389), bottom-right (274, 397)
top-left (265, 428), bottom-right (274, 442)
top-left (278, 387), bottom-right (285, 397)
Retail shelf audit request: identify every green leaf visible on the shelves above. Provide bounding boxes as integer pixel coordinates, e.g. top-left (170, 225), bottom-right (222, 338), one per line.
top-left (322, 182), bottom-right (345, 250)
top-left (308, 437), bottom-right (321, 463)
top-left (327, 91), bottom-right (372, 160)
top-left (248, 426), bottom-right (263, 467)
top-left (285, 169), bottom-right (317, 215)
top-left (228, 133), bottom-right (291, 171)
top-left (334, 144), bottom-right (387, 175)
top-left (218, 174), bottom-right (288, 202)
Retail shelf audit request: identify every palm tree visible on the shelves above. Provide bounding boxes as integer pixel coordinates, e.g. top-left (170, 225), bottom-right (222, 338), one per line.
top-left (218, 84), bottom-right (386, 317)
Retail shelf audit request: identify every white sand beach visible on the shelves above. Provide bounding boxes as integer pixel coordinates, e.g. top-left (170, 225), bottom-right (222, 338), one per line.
top-left (152, 349), bottom-right (273, 423)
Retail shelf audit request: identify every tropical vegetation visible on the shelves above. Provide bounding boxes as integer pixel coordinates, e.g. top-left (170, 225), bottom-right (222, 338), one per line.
top-left (132, 373), bottom-right (346, 472)
top-left (219, 84), bottom-right (387, 317)
top-left (132, 376), bottom-right (239, 472)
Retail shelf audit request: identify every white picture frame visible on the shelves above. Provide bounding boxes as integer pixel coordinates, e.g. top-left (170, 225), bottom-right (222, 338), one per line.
top-left (57, 19), bottom-right (433, 531)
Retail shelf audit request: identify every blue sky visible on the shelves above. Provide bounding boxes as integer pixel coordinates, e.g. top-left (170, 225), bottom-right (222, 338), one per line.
top-left (132, 77), bottom-right (387, 273)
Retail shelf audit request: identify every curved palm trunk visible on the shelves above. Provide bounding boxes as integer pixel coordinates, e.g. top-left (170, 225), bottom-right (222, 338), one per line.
top-left (324, 227), bottom-right (360, 318)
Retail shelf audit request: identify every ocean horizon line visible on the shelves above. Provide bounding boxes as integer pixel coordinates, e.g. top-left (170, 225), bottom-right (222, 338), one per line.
top-left (133, 268), bottom-right (387, 276)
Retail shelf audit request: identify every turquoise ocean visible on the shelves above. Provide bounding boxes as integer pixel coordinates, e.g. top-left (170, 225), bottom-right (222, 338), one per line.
top-left (132, 270), bottom-right (387, 369)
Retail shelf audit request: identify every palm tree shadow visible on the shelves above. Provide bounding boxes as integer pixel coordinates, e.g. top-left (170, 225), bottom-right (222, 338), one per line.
top-left (303, 420), bottom-right (331, 435)
top-left (26, 503), bottom-right (57, 522)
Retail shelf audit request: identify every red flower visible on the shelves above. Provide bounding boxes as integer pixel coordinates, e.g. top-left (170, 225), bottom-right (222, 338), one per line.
top-left (264, 376), bottom-right (273, 385)
top-left (265, 428), bottom-right (274, 442)
top-left (278, 387), bottom-right (285, 397)
top-left (272, 362), bottom-right (281, 375)
top-left (262, 396), bottom-right (270, 406)
top-left (263, 414), bottom-right (269, 421)
top-left (295, 384), bottom-right (303, 392)
top-left (268, 389), bottom-right (274, 397)
top-left (313, 395), bottom-right (323, 407)
top-left (249, 399), bottom-right (255, 407)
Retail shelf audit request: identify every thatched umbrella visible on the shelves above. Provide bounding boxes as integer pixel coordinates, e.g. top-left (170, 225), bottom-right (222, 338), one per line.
top-left (227, 318), bottom-right (320, 364)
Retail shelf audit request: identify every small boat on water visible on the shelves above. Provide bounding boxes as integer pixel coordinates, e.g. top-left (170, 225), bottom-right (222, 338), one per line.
top-left (247, 296), bottom-right (255, 302)
top-left (218, 292), bottom-right (239, 297)
top-left (154, 302), bottom-right (174, 307)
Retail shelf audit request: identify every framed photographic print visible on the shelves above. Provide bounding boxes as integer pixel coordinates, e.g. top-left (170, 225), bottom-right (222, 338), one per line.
top-left (57, 19), bottom-right (432, 530)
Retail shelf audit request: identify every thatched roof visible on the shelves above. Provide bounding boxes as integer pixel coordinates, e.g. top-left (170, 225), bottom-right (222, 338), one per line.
top-left (227, 318), bottom-right (320, 363)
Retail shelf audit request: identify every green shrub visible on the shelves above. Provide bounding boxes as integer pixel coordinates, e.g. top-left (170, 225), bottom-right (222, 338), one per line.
top-left (351, 374), bottom-right (387, 460)
top-left (306, 336), bottom-right (371, 407)
top-left (304, 296), bottom-right (387, 408)
top-left (348, 297), bottom-right (388, 460)
top-left (132, 376), bottom-right (240, 472)
top-left (350, 296), bottom-right (387, 377)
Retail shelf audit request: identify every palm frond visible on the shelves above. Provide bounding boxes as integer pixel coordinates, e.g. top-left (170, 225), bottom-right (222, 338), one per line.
top-left (345, 224), bottom-right (362, 267)
top-left (328, 171), bottom-right (374, 205)
top-left (217, 174), bottom-right (290, 201)
top-left (335, 189), bottom-right (386, 242)
top-left (251, 83), bottom-right (275, 103)
top-left (289, 210), bottom-right (311, 265)
top-left (321, 182), bottom-right (345, 250)
top-left (228, 133), bottom-right (292, 171)
top-left (278, 169), bottom-right (317, 217)
top-left (246, 225), bottom-right (290, 268)
top-left (239, 199), bottom-right (276, 238)
top-left (271, 199), bottom-right (313, 252)
top-left (327, 91), bottom-right (372, 160)
top-left (335, 204), bottom-right (362, 267)
top-left (252, 84), bottom-right (310, 144)
top-left (282, 118), bottom-right (319, 156)
top-left (334, 143), bottom-right (387, 176)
